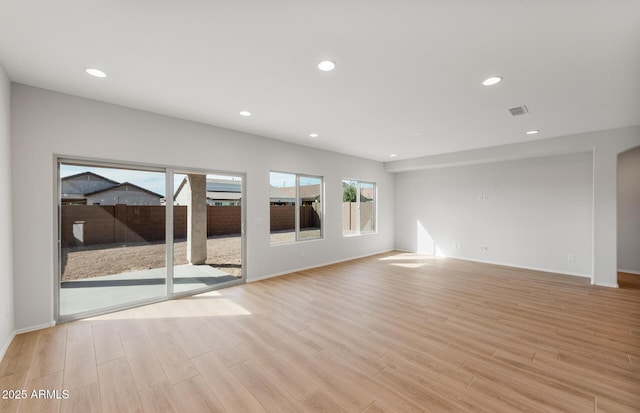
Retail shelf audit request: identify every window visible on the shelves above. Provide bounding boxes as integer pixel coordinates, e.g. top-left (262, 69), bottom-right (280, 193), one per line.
top-left (343, 180), bottom-right (376, 236)
top-left (270, 171), bottom-right (323, 244)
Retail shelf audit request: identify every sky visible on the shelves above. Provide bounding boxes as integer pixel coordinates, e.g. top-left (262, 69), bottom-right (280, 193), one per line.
top-left (61, 164), bottom-right (318, 195)
top-left (269, 172), bottom-right (320, 188)
top-left (60, 164), bottom-right (241, 196)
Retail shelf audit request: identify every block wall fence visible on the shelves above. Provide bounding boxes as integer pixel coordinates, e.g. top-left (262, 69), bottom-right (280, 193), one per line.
top-left (61, 204), bottom-right (326, 247)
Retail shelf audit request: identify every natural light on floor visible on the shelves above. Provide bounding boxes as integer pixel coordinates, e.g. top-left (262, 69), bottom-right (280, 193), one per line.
top-left (378, 253), bottom-right (441, 261)
top-left (87, 291), bottom-right (252, 321)
top-left (390, 262), bottom-right (427, 268)
top-left (377, 252), bottom-right (446, 268)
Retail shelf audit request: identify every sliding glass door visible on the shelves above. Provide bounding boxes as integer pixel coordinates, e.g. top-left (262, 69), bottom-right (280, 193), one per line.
top-left (57, 160), bottom-right (245, 321)
top-left (58, 162), bottom-right (168, 318)
top-left (172, 172), bottom-right (243, 295)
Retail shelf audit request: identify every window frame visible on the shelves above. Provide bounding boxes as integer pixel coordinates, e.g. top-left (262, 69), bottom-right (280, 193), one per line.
top-left (342, 179), bottom-right (377, 237)
top-left (269, 171), bottom-right (324, 245)
top-left (55, 156), bottom-right (247, 323)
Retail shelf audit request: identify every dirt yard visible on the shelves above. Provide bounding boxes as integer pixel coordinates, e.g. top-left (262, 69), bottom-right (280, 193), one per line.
top-left (61, 229), bottom-right (320, 281)
top-left (61, 235), bottom-right (242, 280)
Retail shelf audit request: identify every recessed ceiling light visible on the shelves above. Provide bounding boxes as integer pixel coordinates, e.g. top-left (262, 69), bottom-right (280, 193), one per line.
top-left (85, 68), bottom-right (107, 78)
top-left (526, 130), bottom-right (540, 135)
top-left (317, 60), bottom-right (336, 72)
top-left (482, 76), bottom-right (502, 86)
top-left (390, 154), bottom-right (397, 158)
top-left (309, 133), bottom-right (319, 138)
top-left (239, 111), bottom-right (252, 117)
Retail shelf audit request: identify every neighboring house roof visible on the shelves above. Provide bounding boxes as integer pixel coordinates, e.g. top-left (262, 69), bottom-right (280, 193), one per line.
top-left (270, 186), bottom-right (294, 203)
top-left (276, 184), bottom-right (321, 201)
top-left (60, 171), bottom-right (120, 197)
top-left (61, 171), bottom-right (120, 186)
top-left (360, 187), bottom-right (374, 200)
top-left (84, 182), bottom-right (163, 199)
top-left (343, 182), bottom-right (374, 201)
top-left (175, 177), bottom-right (243, 200)
top-left (206, 179), bottom-right (242, 193)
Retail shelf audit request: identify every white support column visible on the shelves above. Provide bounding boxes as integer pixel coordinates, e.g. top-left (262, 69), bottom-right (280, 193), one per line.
top-left (592, 147), bottom-right (618, 287)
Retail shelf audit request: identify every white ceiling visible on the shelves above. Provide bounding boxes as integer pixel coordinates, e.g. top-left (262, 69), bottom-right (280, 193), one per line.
top-left (1, 1), bottom-right (639, 162)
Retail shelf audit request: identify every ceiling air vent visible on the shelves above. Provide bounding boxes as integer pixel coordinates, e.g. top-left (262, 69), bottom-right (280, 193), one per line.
top-left (509, 105), bottom-right (529, 116)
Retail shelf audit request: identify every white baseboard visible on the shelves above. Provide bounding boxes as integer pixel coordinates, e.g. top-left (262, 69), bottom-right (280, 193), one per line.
top-left (247, 249), bottom-right (394, 283)
top-left (592, 281), bottom-right (619, 288)
top-left (248, 250), bottom-right (593, 284)
top-left (15, 321), bottom-right (56, 335)
top-left (0, 332), bottom-right (16, 362)
top-left (454, 256), bottom-right (591, 279)
top-left (618, 268), bottom-right (640, 275)
top-left (393, 250), bottom-right (591, 279)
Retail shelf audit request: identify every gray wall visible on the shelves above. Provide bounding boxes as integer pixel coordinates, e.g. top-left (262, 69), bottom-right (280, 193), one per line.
top-left (0, 65), bottom-right (15, 357)
top-left (10, 84), bottom-right (395, 331)
top-left (394, 153), bottom-right (593, 276)
top-left (618, 147), bottom-right (640, 273)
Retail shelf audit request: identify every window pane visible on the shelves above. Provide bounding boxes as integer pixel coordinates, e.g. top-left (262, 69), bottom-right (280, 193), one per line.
top-left (343, 180), bottom-right (376, 236)
top-left (342, 180), bottom-right (358, 236)
top-left (299, 176), bottom-right (322, 240)
top-left (59, 163), bottom-right (166, 317)
top-left (270, 172), bottom-right (296, 244)
top-left (360, 182), bottom-right (375, 233)
top-left (173, 173), bottom-right (242, 295)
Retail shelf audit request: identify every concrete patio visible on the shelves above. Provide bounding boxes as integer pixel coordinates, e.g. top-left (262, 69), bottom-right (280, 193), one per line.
top-left (60, 264), bottom-right (240, 317)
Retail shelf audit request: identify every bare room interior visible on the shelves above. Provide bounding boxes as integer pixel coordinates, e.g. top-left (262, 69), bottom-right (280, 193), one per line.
top-left (0, 2), bottom-right (639, 412)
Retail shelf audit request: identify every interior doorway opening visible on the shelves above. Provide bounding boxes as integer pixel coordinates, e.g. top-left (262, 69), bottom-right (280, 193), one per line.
top-left (617, 146), bottom-right (640, 289)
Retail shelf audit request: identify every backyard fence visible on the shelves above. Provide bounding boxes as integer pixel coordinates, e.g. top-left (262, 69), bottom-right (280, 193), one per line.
top-left (62, 204), bottom-right (322, 247)
top-left (342, 202), bottom-right (374, 232)
top-left (269, 205), bottom-right (321, 232)
top-left (61, 205), bottom-right (242, 247)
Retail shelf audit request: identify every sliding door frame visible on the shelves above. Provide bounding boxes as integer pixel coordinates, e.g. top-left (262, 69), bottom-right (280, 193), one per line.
top-left (167, 167), bottom-right (246, 299)
top-left (54, 156), bottom-right (247, 323)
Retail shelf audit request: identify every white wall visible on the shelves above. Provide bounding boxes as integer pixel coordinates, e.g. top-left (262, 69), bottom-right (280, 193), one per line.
top-left (395, 153), bottom-right (593, 276)
top-left (618, 146), bottom-right (640, 273)
top-left (0, 65), bottom-right (15, 358)
top-left (387, 125), bottom-right (640, 287)
top-left (10, 84), bottom-right (395, 330)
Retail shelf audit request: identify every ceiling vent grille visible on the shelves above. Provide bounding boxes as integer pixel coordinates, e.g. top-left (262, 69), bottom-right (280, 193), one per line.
top-left (509, 105), bottom-right (529, 116)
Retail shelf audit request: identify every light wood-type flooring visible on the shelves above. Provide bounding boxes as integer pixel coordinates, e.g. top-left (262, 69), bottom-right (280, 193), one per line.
top-left (1, 252), bottom-right (639, 412)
